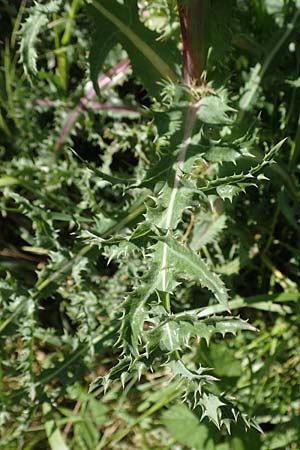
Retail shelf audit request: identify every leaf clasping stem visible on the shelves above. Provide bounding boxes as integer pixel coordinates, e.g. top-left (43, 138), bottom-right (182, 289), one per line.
top-left (160, 100), bottom-right (201, 293)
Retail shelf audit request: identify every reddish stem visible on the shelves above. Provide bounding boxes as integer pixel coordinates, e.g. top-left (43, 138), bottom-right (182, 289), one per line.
top-left (55, 59), bottom-right (131, 150)
top-left (177, 0), bottom-right (207, 86)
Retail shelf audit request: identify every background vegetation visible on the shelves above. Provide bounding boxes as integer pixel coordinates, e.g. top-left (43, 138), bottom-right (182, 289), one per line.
top-left (0, 0), bottom-right (300, 449)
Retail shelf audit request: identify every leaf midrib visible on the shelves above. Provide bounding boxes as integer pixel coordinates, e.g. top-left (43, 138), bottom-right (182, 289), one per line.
top-left (91, 0), bottom-right (177, 82)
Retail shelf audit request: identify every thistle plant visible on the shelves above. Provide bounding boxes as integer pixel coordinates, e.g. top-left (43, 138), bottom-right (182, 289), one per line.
top-left (82, 0), bottom-right (282, 431)
top-left (2, 1), bottom-right (300, 448)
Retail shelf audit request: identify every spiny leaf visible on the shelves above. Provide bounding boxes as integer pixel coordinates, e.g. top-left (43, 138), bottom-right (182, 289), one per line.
top-left (147, 183), bottom-right (192, 231)
top-left (190, 213), bottom-right (227, 251)
top-left (166, 360), bottom-right (261, 432)
top-left (200, 393), bottom-right (226, 428)
top-left (204, 146), bottom-right (241, 163)
top-left (146, 316), bottom-right (256, 354)
top-left (216, 183), bottom-right (255, 201)
top-left (198, 94), bottom-right (236, 125)
top-left (89, 356), bottom-right (133, 393)
top-left (146, 321), bottom-right (190, 354)
top-left (198, 139), bottom-right (286, 195)
top-left (19, 1), bottom-right (61, 79)
top-left (148, 103), bottom-right (202, 293)
top-left (120, 286), bottom-right (152, 358)
top-left (120, 267), bottom-right (160, 357)
top-left (169, 359), bottom-right (216, 384)
top-left (137, 112), bottom-right (186, 190)
top-left (168, 360), bottom-right (217, 410)
top-left (156, 235), bottom-right (230, 310)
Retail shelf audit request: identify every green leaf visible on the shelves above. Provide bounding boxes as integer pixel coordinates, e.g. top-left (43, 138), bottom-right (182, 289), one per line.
top-left (216, 183), bottom-right (253, 202)
top-left (43, 403), bottom-right (70, 450)
top-left (0, 176), bottom-right (19, 187)
top-left (200, 393), bottom-right (226, 428)
top-left (197, 292), bottom-right (299, 318)
top-left (198, 94), bottom-right (235, 125)
top-left (199, 139), bottom-right (286, 196)
top-left (205, 146), bottom-right (241, 163)
top-left (146, 320), bottom-right (189, 354)
top-left (146, 316), bottom-right (256, 354)
top-left (119, 266), bottom-right (163, 357)
top-left (265, 0), bottom-right (285, 17)
top-left (169, 359), bottom-right (216, 384)
top-left (19, 1), bottom-right (61, 79)
top-left (190, 213), bottom-right (227, 251)
top-left (205, 0), bottom-right (235, 64)
top-left (167, 360), bottom-right (218, 411)
top-left (120, 284), bottom-right (153, 357)
top-left (157, 236), bottom-right (230, 310)
top-left (161, 403), bottom-right (214, 450)
top-left (88, 0), bottom-right (179, 95)
top-left (286, 77), bottom-right (300, 88)
top-left (239, 63), bottom-right (262, 112)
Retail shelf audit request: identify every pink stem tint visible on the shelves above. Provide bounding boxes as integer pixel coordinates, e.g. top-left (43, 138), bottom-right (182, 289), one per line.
top-left (55, 59), bottom-right (131, 150)
top-left (177, 0), bottom-right (207, 86)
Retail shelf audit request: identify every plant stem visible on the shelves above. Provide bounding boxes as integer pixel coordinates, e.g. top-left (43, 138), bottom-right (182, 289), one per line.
top-left (177, 0), bottom-right (207, 85)
top-left (61, 0), bottom-right (81, 46)
top-left (11, 0), bottom-right (27, 49)
top-left (55, 59), bottom-right (131, 149)
top-left (53, 13), bottom-right (67, 90)
top-left (289, 112), bottom-right (300, 167)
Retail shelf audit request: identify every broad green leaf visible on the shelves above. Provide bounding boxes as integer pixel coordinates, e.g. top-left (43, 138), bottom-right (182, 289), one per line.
top-left (157, 236), bottom-right (230, 310)
top-left (88, 0), bottom-right (179, 95)
top-left (204, 0), bottom-right (235, 64)
top-left (161, 403), bottom-right (214, 450)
